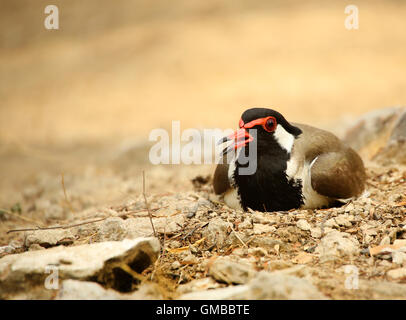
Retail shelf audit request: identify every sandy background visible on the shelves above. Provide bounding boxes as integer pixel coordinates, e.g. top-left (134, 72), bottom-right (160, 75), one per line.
top-left (0, 0), bottom-right (405, 206)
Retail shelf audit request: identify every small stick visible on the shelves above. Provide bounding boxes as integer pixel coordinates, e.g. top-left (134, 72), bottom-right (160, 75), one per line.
top-left (142, 170), bottom-right (157, 238)
top-left (6, 207), bottom-right (162, 234)
top-left (227, 218), bottom-right (247, 248)
top-left (61, 173), bottom-right (74, 213)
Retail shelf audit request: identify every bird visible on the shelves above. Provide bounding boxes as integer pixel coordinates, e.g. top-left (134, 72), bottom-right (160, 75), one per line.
top-left (213, 107), bottom-right (366, 212)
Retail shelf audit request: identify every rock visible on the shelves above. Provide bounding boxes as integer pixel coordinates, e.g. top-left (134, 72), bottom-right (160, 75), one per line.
top-left (315, 231), bottom-right (360, 262)
top-left (369, 242), bottom-right (406, 256)
top-left (392, 251), bottom-right (406, 266)
top-left (387, 268), bottom-right (406, 280)
top-left (24, 229), bottom-right (75, 248)
top-left (394, 239), bottom-right (406, 246)
top-left (253, 224), bottom-right (276, 234)
top-left (267, 260), bottom-right (293, 271)
top-left (245, 271), bottom-right (326, 299)
top-left (57, 280), bottom-right (162, 300)
top-left (247, 237), bottom-right (284, 251)
top-left (182, 254), bottom-right (199, 265)
top-left (0, 245), bottom-right (15, 257)
top-left (310, 227), bottom-right (322, 239)
top-left (272, 265), bottom-right (310, 278)
top-left (343, 107), bottom-right (406, 164)
top-left (177, 277), bottom-right (221, 295)
top-left (28, 244), bottom-right (46, 251)
top-left (344, 203), bottom-right (355, 213)
top-left (0, 237), bottom-right (160, 298)
top-left (238, 217), bottom-right (253, 229)
top-left (373, 110), bottom-right (406, 165)
top-left (335, 215), bottom-right (353, 227)
top-left (57, 280), bottom-right (126, 300)
top-left (292, 252), bottom-right (315, 264)
top-left (209, 257), bottom-right (257, 284)
top-left (93, 217), bottom-right (127, 242)
top-left (251, 212), bottom-right (277, 225)
top-left (380, 236), bottom-right (391, 246)
top-left (297, 219), bottom-right (311, 231)
top-left (359, 279), bottom-right (406, 299)
top-left (171, 261), bottom-right (181, 269)
top-left (124, 212), bottom-right (185, 239)
top-left (324, 218), bottom-right (339, 229)
top-left (178, 284), bottom-right (249, 300)
top-left (247, 247), bottom-right (267, 257)
top-left (179, 271), bottom-right (327, 300)
top-left (202, 218), bottom-right (232, 248)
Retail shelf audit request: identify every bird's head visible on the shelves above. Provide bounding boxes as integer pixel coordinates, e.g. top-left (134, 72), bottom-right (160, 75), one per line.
top-left (220, 108), bottom-right (302, 156)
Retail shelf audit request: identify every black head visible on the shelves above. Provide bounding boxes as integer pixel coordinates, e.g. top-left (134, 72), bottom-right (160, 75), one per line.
top-left (235, 108), bottom-right (302, 154)
top-left (240, 108), bottom-right (302, 136)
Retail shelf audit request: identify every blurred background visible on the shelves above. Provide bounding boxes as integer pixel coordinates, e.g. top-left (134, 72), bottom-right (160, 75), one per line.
top-left (0, 0), bottom-right (405, 210)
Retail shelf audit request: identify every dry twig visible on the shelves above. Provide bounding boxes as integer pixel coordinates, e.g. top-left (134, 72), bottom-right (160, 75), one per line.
top-left (61, 173), bottom-right (75, 213)
top-left (142, 170), bottom-right (157, 237)
top-left (6, 207), bottom-right (162, 234)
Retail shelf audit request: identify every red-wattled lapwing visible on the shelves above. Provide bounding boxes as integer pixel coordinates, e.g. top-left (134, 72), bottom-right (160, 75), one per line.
top-left (213, 108), bottom-right (366, 212)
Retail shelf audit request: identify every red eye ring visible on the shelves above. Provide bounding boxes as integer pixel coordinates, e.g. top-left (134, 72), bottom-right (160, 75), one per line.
top-left (239, 118), bottom-right (244, 128)
top-left (263, 116), bottom-right (277, 132)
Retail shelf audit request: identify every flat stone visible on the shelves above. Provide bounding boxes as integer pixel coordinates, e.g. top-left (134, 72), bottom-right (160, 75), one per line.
top-left (178, 284), bottom-right (249, 300)
top-left (335, 215), bottom-right (353, 227)
top-left (297, 219), bottom-right (311, 231)
top-left (57, 280), bottom-right (162, 300)
top-left (359, 279), bottom-right (406, 299)
top-left (315, 231), bottom-right (360, 262)
top-left (93, 217), bottom-right (127, 242)
top-left (209, 257), bottom-right (257, 284)
top-left (387, 268), bottom-right (406, 280)
top-left (24, 229), bottom-right (75, 248)
top-left (310, 227), bottom-right (322, 239)
top-left (392, 251), bottom-right (406, 266)
top-left (253, 224), bottom-right (276, 234)
top-left (180, 271), bottom-right (327, 300)
top-left (202, 218), bottom-right (232, 248)
top-left (177, 277), bottom-right (221, 295)
top-left (0, 237), bottom-right (160, 298)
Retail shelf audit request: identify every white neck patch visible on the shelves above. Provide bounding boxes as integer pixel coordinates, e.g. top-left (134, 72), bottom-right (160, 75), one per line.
top-left (274, 125), bottom-right (295, 153)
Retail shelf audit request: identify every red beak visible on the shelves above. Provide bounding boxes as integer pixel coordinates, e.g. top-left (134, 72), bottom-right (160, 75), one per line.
top-left (220, 128), bottom-right (253, 155)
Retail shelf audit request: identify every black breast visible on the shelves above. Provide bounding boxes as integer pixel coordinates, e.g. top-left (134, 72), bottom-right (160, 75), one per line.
top-left (233, 145), bottom-right (304, 212)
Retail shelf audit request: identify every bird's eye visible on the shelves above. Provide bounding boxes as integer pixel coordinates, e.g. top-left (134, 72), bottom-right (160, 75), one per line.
top-left (263, 117), bottom-right (277, 132)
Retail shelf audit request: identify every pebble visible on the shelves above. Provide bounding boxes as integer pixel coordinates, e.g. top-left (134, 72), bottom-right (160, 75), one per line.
top-left (387, 268), bottom-right (406, 280)
top-left (209, 257), bottom-right (257, 284)
top-left (315, 231), bottom-right (360, 262)
top-left (310, 227), bottom-right (322, 239)
top-left (253, 224), bottom-right (276, 234)
top-left (297, 219), bottom-right (311, 231)
top-left (238, 217), bottom-right (253, 229)
top-left (182, 254), bottom-right (199, 265)
top-left (392, 251), bottom-right (406, 266)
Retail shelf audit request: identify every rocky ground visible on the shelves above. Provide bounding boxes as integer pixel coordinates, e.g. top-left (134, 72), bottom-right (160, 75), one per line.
top-left (0, 107), bottom-right (405, 300)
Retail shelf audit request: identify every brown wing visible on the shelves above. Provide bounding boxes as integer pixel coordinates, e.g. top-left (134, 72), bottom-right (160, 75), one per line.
top-left (293, 123), bottom-right (366, 199)
top-left (310, 149), bottom-right (366, 199)
top-left (213, 163), bottom-right (230, 195)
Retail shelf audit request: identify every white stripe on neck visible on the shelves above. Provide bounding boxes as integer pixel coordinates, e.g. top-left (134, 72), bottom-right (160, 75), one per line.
top-left (274, 125), bottom-right (294, 153)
